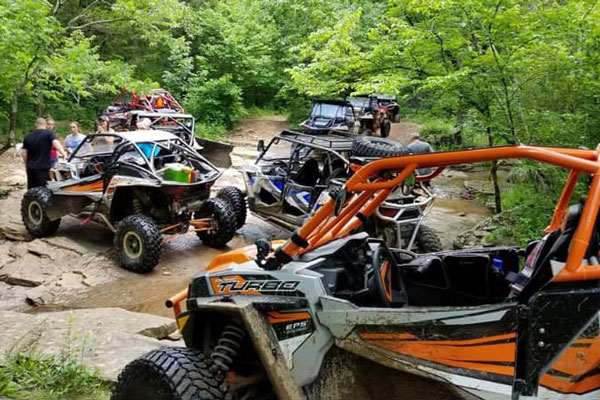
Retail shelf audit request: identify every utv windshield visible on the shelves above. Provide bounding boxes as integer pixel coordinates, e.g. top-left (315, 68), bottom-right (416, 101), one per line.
top-left (347, 97), bottom-right (370, 110)
top-left (311, 103), bottom-right (345, 119)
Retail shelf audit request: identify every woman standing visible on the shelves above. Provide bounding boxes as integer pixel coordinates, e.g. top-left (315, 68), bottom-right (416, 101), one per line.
top-left (94, 115), bottom-right (115, 145)
top-left (64, 121), bottom-right (86, 155)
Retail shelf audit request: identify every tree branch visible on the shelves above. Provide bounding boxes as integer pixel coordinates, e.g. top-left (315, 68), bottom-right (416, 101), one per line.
top-left (68, 17), bottom-right (132, 30)
top-left (67, 0), bottom-right (102, 26)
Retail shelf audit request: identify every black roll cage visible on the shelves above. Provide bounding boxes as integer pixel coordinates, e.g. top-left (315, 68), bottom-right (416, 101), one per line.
top-left (69, 133), bottom-right (220, 184)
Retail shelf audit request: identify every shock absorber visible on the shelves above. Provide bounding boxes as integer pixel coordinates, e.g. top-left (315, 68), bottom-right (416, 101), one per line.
top-left (132, 198), bottom-right (143, 215)
top-left (210, 324), bottom-right (246, 371)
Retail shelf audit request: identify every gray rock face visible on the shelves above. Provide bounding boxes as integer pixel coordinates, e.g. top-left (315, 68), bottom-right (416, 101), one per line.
top-left (0, 307), bottom-right (182, 382)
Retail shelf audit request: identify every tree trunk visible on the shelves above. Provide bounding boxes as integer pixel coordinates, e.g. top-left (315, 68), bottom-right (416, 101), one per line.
top-left (37, 92), bottom-right (45, 117)
top-left (454, 109), bottom-right (465, 145)
top-left (487, 127), bottom-right (502, 213)
top-left (8, 92), bottom-right (18, 145)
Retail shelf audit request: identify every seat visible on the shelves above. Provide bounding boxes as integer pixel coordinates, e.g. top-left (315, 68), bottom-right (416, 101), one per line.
top-left (511, 203), bottom-right (586, 300)
top-left (398, 255), bottom-right (447, 306)
top-left (443, 254), bottom-right (491, 299)
top-left (293, 158), bottom-right (320, 187)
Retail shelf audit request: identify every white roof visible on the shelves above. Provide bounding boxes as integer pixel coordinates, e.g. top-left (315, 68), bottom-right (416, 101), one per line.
top-left (112, 130), bottom-right (180, 143)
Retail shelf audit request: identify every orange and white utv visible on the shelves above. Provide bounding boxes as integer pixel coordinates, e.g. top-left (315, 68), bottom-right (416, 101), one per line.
top-left (113, 145), bottom-right (600, 400)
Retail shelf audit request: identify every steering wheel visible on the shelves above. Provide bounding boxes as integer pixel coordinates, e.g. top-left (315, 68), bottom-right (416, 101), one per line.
top-left (370, 243), bottom-right (397, 307)
top-left (271, 160), bottom-right (288, 177)
top-left (83, 156), bottom-right (104, 176)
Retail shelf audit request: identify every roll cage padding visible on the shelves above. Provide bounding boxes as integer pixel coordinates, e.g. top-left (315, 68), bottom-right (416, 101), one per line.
top-left (274, 145), bottom-right (600, 283)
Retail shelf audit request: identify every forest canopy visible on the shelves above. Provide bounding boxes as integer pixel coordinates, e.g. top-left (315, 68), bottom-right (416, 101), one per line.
top-left (2, 0), bottom-right (600, 151)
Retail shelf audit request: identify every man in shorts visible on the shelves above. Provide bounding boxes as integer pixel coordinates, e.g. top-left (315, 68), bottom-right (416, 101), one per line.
top-left (22, 118), bottom-right (67, 189)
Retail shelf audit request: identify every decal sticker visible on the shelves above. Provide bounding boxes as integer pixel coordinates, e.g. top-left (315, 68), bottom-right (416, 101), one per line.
top-left (209, 275), bottom-right (301, 295)
top-left (268, 311), bottom-right (314, 340)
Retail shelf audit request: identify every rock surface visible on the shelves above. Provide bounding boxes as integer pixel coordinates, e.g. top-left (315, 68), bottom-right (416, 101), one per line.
top-left (0, 307), bottom-right (182, 381)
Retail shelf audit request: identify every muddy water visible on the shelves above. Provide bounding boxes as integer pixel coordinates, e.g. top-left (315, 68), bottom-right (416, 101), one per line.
top-left (56, 215), bottom-right (287, 317)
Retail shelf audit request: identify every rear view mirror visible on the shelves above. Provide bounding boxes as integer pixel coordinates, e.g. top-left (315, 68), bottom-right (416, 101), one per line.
top-left (257, 140), bottom-right (265, 153)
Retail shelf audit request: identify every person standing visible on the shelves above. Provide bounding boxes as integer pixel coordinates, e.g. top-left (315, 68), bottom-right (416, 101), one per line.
top-left (64, 121), bottom-right (86, 155)
top-left (407, 132), bottom-right (435, 180)
top-left (22, 118), bottom-right (67, 189)
top-left (46, 117), bottom-right (59, 168)
top-left (93, 115), bottom-right (115, 146)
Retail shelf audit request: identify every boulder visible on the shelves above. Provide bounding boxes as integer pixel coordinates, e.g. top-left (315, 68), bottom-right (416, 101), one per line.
top-left (0, 281), bottom-right (28, 311)
top-left (0, 255), bottom-right (47, 287)
top-left (25, 285), bottom-right (55, 306)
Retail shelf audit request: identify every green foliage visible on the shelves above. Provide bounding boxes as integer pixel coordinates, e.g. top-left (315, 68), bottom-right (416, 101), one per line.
top-left (184, 76), bottom-right (244, 128)
top-left (485, 185), bottom-right (557, 247)
top-left (195, 122), bottom-right (228, 140)
top-left (0, 354), bottom-right (110, 400)
top-left (484, 162), bottom-right (585, 247)
top-left (0, 319), bottom-right (110, 400)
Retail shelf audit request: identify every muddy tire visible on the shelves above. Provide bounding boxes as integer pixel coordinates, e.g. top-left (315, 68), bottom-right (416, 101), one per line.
top-left (351, 136), bottom-right (407, 158)
top-left (380, 119), bottom-right (391, 138)
top-left (217, 186), bottom-right (246, 230)
top-left (115, 215), bottom-right (162, 273)
top-left (111, 347), bottom-right (227, 400)
top-left (196, 198), bottom-right (236, 248)
top-left (21, 187), bottom-right (60, 238)
top-left (415, 225), bottom-right (443, 253)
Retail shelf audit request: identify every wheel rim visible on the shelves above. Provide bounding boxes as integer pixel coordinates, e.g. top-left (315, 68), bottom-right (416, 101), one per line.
top-left (28, 201), bottom-right (43, 225)
top-left (123, 231), bottom-right (143, 259)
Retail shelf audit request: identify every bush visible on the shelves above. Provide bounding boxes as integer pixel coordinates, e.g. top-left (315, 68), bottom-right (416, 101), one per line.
top-left (194, 122), bottom-right (228, 140)
top-left (183, 76), bottom-right (244, 128)
top-left (0, 354), bottom-right (110, 400)
top-left (419, 118), bottom-right (456, 148)
top-left (0, 317), bottom-right (110, 400)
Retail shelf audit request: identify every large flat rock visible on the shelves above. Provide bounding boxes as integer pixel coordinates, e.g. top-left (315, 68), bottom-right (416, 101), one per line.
top-left (0, 307), bottom-right (182, 381)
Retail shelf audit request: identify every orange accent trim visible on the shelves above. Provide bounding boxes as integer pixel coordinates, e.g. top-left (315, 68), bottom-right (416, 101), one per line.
top-left (63, 180), bottom-right (104, 192)
top-left (267, 311), bottom-right (311, 324)
top-left (360, 333), bottom-right (417, 340)
top-left (166, 289), bottom-right (188, 320)
top-left (380, 260), bottom-right (392, 302)
top-left (361, 332), bottom-right (600, 394)
top-left (361, 332), bottom-right (516, 376)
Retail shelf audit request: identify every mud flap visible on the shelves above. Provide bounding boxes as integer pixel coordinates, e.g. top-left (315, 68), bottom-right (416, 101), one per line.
top-left (195, 138), bottom-right (233, 169)
top-left (512, 285), bottom-right (600, 399)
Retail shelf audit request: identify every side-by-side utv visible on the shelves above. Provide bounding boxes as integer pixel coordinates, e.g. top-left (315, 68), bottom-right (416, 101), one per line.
top-left (21, 131), bottom-right (245, 273)
top-left (113, 145), bottom-right (600, 400)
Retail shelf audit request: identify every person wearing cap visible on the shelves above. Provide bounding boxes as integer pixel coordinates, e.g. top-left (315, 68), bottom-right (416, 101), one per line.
top-left (93, 116), bottom-right (115, 147)
top-left (22, 117), bottom-right (67, 188)
top-left (407, 132), bottom-right (434, 181)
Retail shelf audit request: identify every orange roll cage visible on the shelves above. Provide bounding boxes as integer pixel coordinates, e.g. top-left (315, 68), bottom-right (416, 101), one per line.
top-left (278, 145), bottom-right (600, 283)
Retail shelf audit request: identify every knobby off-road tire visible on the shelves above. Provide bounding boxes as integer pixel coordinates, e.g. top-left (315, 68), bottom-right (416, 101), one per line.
top-left (115, 215), bottom-right (162, 273)
top-left (111, 347), bottom-right (228, 400)
top-left (415, 225), bottom-right (443, 253)
top-left (216, 186), bottom-right (247, 230)
top-left (358, 128), bottom-right (373, 137)
top-left (21, 187), bottom-right (61, 238)
top-left (196, 198), bottom-right (236, 248)
top-left (351, 136), bottom-right (407, 158)
top-left (380, 119), bottom-right (391, 138)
